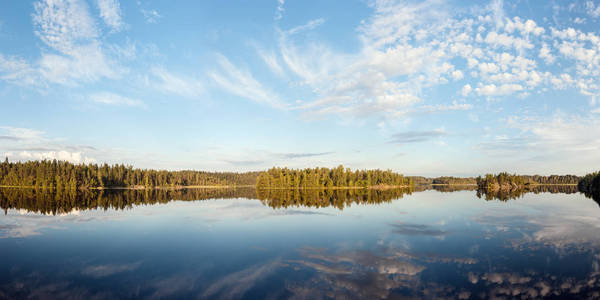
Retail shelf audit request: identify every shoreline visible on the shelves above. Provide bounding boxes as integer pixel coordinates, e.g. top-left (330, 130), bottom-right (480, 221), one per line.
top-left (0, 185), bottom-right (255, 190)
top-left (256, 185), bottom-right (411, 190)
top-left (0, 183), bottom-right (578, 190)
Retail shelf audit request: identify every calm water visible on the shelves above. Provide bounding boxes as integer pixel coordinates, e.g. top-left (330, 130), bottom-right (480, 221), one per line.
top-left (1, 187), bottom-right (599, 299)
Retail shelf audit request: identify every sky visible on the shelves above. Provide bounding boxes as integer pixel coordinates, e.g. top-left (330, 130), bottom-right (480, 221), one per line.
top-left (0, 0), bottom-right (599, 176)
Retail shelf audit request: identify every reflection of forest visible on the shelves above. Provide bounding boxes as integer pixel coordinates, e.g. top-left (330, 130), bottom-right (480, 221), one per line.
top-left (582, 191), bottom-right (600, 205)
top-left (477, 185), bottom-right (579, 201)
top-left (3, 184), bottom-right (597, 214)
top-left (429, 185), bottom-right (476, 192)
top-left (257, 188), bottom-right (413, 210)
top-left (0, 187), bottom-right (258, 215)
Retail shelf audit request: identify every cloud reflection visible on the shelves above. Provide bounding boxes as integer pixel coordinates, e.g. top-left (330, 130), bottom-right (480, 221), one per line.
top-left (390, 222), bottom-right (448, 236)
top-left (82, 262), bottom-right (142, 278)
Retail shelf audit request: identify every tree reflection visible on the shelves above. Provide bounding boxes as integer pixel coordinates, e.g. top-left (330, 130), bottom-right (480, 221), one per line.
top-left (430, 185), bottom-right (477, 192)
top-left (257, 188), bottom-right (413, 210)
top-left (476, 185), bottom-right (579, 201)
top-left (3, 184), bottom-right (597, 215)
top-left (0, 187), bottom-right (258, 215)
top-left (581, 190), bottom-right (600, 206)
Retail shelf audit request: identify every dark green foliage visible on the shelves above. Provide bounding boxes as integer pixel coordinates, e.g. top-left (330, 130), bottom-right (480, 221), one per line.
top-left (578, 171), bottom-right (600, 201)
top-left (476, 173), bottom-right (580, 191)
top-left (257, 187), bottom-right (412, 210)
top-left (0, 187), bottom-right (258, 215)
top-left (0, 186), bottom-right (412, 214)
top-left (477, 184), bottom-right (579, 201)
top-left (0, 158), bottom-right (259, 189)
top-left (430, 185), bottom-right (477, 192)
top-left (408, 176), bottom-right (433, 185)
top-left (255, 165), bottom-right (412, 188)
top-left (521, 174), bottom-right (581, 185)
top-left (431, 176), bottom-right (476, 185)
top-left (476, 172), bottom-right (527, 191)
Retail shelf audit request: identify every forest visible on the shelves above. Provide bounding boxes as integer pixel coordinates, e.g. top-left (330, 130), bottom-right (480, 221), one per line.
top-left (0, 158), bottom-right (259, 189)
top-left (255, 165), bottom-right (412, 189)
top-left (578, 171), bottom-right (600, 200)
top-left (431, 176), bottom-right (476, 185)
top-left (0, 158), bottom-right (591, 195)
top-left (476, 172), bottom-right (580, 191)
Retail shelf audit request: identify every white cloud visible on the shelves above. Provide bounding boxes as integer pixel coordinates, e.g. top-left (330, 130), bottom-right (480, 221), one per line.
top-left (0, 126), bottom-right (97, 164)
top-left (274, 0), bottom-right (284, 21)
top-left (489, 0), bottom-right (505, 28)
top-left (97, 0), bottom-right (125, 32)
top-left (151, 67), bottom-right (204, 98)
top-left (359, 0), bottom-right (450, 48)
top-left (586, 1), bottom-right (600, 18)
top-left (451, 70), bottom-right (464, 80)
top-left (271, 0), bottom-right (463, 119)
top-left (38, 42), bottom-right (123, 85)
top-left (461, 84), bottom-right (472, 96)
top-left (524, 115), bottom-right (600, 153)
top-left (484, 31), bottom-right (533, 51)
top-left (238, 0), bottom-right (600, 120)
top-left (475, 83), bottom-right (524, 96)
top-left (5, 150), bottom-right (96, 164)
top-left (204, 0), bottom-right (600, 122)
top-left (256, 48), bottom-right (285, 77)
top-left (479, 114), bottom-right (600, 171)
top-left (90, 92), bottom-right (146, 108)
top-left (33, 0), bottom-right (98, 54)
top-left (210, 54), bottom-right (286, 109)
top-left (140, 9), bottom-right (161, 23)
top-left (550, 73), bottom-right (574, 89)
top-left (504, 17), bottom-right (544, 36)
top-left (421, 101), bottom-right (472, 113)
top-left (0, 54), bottom-right (40, 87)
top-left (539, 43), bottom-right (555, 64)
top-left (4, 0), bottom-right (600, 130)
top-left (0, 126), bottom-right (45, 141)
top-left (478, 62), bottom-right (499, 74)
top-left (0, 0), bottom-right (126, 87)
top-left (286, 18), bottom-right (325, 35)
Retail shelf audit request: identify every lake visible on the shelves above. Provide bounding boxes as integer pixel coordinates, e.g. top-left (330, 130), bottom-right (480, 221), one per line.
top-left (1, 186), bottom-right (599, 299)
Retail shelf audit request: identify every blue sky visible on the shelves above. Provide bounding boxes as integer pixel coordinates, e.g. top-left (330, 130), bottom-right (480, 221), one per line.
top-left (0, 0), bottom-right (599, 176)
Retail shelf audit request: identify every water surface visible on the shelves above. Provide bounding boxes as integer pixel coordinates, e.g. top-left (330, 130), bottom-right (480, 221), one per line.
top-left (1, 187), bottom-right (599, 299)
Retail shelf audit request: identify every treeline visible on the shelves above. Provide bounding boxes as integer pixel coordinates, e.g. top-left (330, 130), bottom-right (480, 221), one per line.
top-left (408, 176), bottom-right (477, 185)
top-left (409, 174), bottom-right (578, 186)
top-left (578, 171), bottom-right (600, 200)
top-left (476, 172), bottom-right (580, 191)
top-left (255, 165), bottom-right (412, 189)
top-left (476, 173), bottom-right (527, 191)
top-left (0, 158), bottom-right (259, 189)
top-left (524, 174), bottom-right (580, 185)
top-left (431, 176), bottom-right (476, 185)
